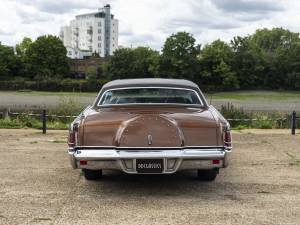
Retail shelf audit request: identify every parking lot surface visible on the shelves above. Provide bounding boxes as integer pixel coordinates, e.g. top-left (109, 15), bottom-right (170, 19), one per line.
top-left (0, 129), bottom-right (299, 225)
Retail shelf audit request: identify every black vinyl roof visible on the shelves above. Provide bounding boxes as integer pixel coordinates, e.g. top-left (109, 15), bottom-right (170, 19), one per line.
top-left (101, 78), bottom-right (200, 92)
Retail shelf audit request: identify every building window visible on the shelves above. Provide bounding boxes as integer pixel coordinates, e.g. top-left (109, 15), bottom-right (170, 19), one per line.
top-left (98, 29), bottom-right (101, 34)
top-left (98, 43), bottom-right (101, 47)
top-left (98, 36), bottom-right (101, 41)
top-left (98, 22), bottom-right (101, 27)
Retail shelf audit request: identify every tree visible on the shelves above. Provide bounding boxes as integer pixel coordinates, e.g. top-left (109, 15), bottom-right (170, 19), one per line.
top-left (16, 37), bottom-right (32, 56)
top-left (199, 40), bottom-right (239, 90)
top-left (230, 36), bottom-right (265, 89)
top-left (0, 42), bottom-right (18, 79)
top-left (232, 28), bottom-right (300, 89)
top-left (103, 47), bottom-right (160, 79)
top-left (160, 32), bottom-right (201, 80)
top-left (25, 35), bottom-right (69, 79)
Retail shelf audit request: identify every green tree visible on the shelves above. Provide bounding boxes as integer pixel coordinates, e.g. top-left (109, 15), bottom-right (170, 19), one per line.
top-left (230, 36), bottom-right (265, 89)
top-left (232, 28), bottom-right (300, 90)
top-left (16, 37), bottom-right (32, 56)
top-left (199, 40), bottom-right (239, 90)
top-left (103, 47), bottom-right (160, 79)
top-left (251, 28), bottom-right (300, 89)
top-left (160, 32), bottom-right (201, 80)
top-left (0, 42), bottom-right (18, 79)
top-left (25, 35), bottom-right (69, 79)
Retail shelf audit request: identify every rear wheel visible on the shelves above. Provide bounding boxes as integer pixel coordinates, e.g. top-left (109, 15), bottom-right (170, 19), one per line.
top-left (197, 168), bottom-right (219, 181)
top-left (82, 169), bottom-right (102, 180)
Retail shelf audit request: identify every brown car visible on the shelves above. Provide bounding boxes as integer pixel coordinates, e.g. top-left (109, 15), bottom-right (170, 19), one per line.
top-left (68, 78), bottom-right (232, 181)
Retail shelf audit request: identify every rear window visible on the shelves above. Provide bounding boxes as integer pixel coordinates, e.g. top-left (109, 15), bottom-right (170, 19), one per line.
top-left (98, 88), bottom-right (202, 106)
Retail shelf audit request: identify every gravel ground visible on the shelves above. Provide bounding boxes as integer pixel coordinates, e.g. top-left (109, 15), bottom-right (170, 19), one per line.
top-left (0, 129), bottom-right (300, 225)
top-left (1, 92), bottom-right (300, 112)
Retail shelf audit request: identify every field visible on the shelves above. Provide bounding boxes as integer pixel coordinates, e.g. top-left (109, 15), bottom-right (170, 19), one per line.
top-left (1, 90), bottom-right (300, 112)
top-left (0, 129), bottom-right (299, 225)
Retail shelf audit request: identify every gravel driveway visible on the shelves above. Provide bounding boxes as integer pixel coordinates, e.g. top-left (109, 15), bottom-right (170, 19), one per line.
top-left (0, 129), bottom-right (299, 225)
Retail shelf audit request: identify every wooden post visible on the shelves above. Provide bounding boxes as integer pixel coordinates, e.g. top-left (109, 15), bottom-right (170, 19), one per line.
top-left (291, 111), bottom-right (296, 135)
top-left (4, 108), bottom-right (10, 119)
top-left (42, 109), bottom-right (46, 134)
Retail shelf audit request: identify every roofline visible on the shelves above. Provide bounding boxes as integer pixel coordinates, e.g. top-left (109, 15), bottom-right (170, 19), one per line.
top-left (92, 79), bottom-right (209, 108)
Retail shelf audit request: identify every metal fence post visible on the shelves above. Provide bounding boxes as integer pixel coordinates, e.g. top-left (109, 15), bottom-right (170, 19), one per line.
top-left (42, 109), bottom-right (46, 134)
top-left (291, 111), bottom-right (296, 135)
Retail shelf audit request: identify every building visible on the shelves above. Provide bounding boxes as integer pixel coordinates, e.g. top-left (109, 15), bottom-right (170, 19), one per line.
top-left (60, 4), bottom-right (118, 59)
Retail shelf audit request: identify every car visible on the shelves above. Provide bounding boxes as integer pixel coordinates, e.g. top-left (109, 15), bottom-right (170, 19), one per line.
top-left (68, 78), bottom-right (232, 181)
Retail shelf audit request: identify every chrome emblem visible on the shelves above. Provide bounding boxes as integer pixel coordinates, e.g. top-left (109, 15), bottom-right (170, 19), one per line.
top-left (147, 134), bottom-right (153, 145)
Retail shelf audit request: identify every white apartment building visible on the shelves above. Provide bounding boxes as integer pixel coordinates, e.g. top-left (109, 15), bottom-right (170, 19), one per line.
top-left (60, 4), bottom-right (118, 59)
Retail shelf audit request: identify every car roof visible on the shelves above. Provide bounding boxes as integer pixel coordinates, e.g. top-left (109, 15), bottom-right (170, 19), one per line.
top-left (101, 78), bottom-right (200, 91)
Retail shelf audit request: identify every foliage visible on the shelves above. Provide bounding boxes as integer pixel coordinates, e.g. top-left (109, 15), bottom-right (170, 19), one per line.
top-left (1, 28), bottom-right (300, 91)
top-left (25, 35), bottom-right (69, 79)
top-left (160, 32), bottom-right (201, 80)
top-left (0, 116), bottom-right (69, 130)
top-left (104, 47), bottom-right (160, 79)
top-left (0, 78), bottom-right (107, 92)
top-left (0, 43), bottom-right (19, 79)
top-left (199, 40), bottom-right (239, 91)
top-left (220, 103), bottom-right (288, 129)
top-left (49, 96), bottom-right (84, 118)
top-left (16, 37), bottom-right (32, 56)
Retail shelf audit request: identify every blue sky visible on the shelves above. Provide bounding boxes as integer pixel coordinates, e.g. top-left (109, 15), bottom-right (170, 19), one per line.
top-left (1, 0), bottom-right (300, 50)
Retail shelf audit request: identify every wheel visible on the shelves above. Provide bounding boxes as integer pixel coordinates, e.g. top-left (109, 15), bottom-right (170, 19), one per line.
top-left (82, 169), bottom-right (102, 180)
top-left (197, 168), bottom-right (219, 181)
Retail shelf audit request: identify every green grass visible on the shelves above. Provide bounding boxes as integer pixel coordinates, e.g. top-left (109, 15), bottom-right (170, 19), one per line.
top-left (0, 117), bottom-right (69, 130)
top-left (2, 90), bottom-right (300, 100)
top-left (0, 90), bottom-right (97, 97)
top-left (206, 91), bottom-right (300, 101)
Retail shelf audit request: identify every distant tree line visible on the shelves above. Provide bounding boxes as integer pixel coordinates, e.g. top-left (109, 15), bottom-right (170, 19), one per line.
top-left (104, 28), bottom-right (300, 91)
top-left (0, 35), bottom-right (69, 81)
top-left (1, 28), bottom-right (300, 91)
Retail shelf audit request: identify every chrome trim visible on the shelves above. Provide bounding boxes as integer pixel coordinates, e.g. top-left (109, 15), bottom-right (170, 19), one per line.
top-left (69, 148), bottom-right (231, 174)
top-left (74, 145), bottom-right (225, 150)
top-left (96, 87), bottom-right (204, 107)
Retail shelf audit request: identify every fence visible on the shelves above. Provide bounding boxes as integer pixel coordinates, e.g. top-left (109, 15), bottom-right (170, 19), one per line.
top-left (0, 109), bottom-right (299, 135)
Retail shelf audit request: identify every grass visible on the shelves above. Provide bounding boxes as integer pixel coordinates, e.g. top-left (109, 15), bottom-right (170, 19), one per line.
top-left (0, 90), bottom-right (97, 97)
top-left (206, 91), bottom-right (300, 101)
top-left (1, 90), bottom-right (300, 100)
top-left (0, 117), bottom-right (70, 130)
top-left (286, 152), bottom-right (300, 166)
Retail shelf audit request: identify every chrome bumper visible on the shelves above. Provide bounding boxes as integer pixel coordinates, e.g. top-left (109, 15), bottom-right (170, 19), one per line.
top-left (68, 148), bottom-right (232, 174)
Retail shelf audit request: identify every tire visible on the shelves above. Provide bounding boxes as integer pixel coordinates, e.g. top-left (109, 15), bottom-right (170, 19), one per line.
top-left (197, 168), bottom-right (219, 181)
top-left (82, 169), bottom-right (102, 180)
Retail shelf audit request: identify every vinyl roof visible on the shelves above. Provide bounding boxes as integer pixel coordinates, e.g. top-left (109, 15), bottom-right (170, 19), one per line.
top-left (101, 78), bottom-right (200, 91)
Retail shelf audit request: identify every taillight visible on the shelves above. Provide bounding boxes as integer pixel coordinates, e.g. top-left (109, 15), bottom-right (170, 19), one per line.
top-left (224, 130), bottom-right (232, 149)
top-left (68, 131), bottom-right (76, 148)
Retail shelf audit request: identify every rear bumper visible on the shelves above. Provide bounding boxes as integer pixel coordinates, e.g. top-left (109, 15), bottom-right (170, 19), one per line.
top-left (68, 148), bottom-right (232, 174)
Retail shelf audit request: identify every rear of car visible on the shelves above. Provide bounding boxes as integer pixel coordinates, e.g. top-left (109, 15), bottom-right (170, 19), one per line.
top-left (68, 79), bottom-right (232, 181)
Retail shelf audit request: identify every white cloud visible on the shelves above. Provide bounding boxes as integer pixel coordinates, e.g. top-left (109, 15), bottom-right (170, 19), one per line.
top-left (0, 0), bottom-right (300, 49)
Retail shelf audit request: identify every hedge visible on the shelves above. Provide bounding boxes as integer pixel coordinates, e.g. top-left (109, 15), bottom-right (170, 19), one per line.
top-left (0, 79), bottom-right (109, 92)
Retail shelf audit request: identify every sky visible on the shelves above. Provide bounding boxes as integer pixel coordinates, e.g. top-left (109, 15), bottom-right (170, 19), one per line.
top-left (1, 0), bottom-right (300, 50)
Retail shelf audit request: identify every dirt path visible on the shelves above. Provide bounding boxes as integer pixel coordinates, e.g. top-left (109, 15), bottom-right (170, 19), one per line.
top-left (0, 129), bottom-right (299, 225)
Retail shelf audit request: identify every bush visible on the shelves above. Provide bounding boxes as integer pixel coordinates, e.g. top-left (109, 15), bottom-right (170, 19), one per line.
top-left (220, 103), bottom-right (287, 129)
top-left (0, 115), bottom-right (70, 130)
top-left (49, 96), bottom-right (83, 121)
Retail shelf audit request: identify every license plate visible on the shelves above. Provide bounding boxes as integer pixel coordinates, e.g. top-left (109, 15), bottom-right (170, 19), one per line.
top-left (136, 159), bottom-right (163, 173)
